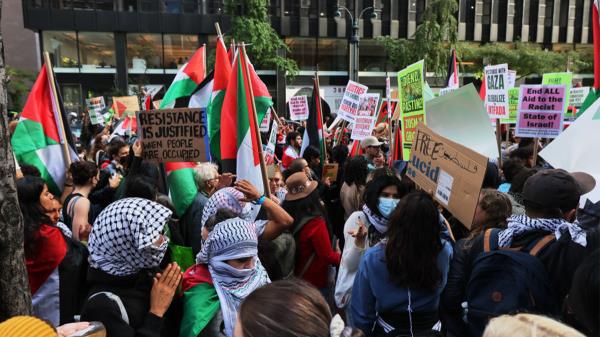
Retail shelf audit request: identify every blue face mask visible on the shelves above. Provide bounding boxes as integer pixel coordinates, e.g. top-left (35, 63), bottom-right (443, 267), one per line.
top-left (377, 197), bottom-right (399, 218)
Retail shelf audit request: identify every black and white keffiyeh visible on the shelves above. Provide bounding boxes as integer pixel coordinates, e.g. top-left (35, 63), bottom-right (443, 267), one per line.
top-left (362, 204), bottom-right (389, 234)
top-left (196, 218), bottom-right (270, 337)
top-left (499, 214), bottom-right (587, 248)
top-left (200, 187), bottom-right (252, 229)
top-left (89, 198), bottom-right (172, 276)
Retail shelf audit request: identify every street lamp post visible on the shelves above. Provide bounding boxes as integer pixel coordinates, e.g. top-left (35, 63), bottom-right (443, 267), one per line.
top-left (336, 3), bottom-right (378, 82)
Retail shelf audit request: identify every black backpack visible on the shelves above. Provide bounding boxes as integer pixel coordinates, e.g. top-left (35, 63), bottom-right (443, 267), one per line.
top-left (465, 228), bottom-right (559, 336)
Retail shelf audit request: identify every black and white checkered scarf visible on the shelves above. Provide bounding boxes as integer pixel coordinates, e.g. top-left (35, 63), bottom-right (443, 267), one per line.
top-left (89, 198), bottom-right (172, 276)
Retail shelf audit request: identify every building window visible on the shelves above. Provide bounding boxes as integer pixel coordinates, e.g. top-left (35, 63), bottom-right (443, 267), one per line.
top-left (359, 39), bottom-right (387, 72)
top-left (78, 32), bottom-right (116, 73)
top-left (163, 34), bottom-right (199, 71)
top-left (286, 37), bottom-right (317, 70)
top-left (317, 38), bottom-right (348, 71)
top-left (43, 31), bottom-right (79, 70)
top-left (127, 34), bottom-right (163, 73)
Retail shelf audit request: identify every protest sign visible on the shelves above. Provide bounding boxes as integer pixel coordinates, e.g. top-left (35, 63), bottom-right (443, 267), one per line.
top-left (86, 96), bottom-right (105, 125)
top-left (322, 163), bottom-right (339, 181)
top-left (484, 64), bottom-right (509, 118)
top-left (507, 70), bottom-right (517, 88)
top-left (358, 93), bottom-right (380, 116)
top-left (137, 108), bottom-right (207, 162)
top-left (439, 87), bottom-right (457, 96)
top-left (112, 96), bottom-right (141, 118)
top-left (540, 98), bottom-right (600, 204)
top-left (350, 115), bottom-right (376, 140)
top-left (289, 95), bottom-right (309, 121)
top-left (516, 85), bottom-right (566, 138)
top-left (569, 87), bottom-right (591, 107)
top-left (379, 99), bottom-right (398, 124)
top-left (500, 87), bottom-right (520, 124)
top-left (542, 72), bottom-right (572, 116)
top-left (338, 81), bottom-right (368, 123)
top-left (406, 123), bottom-right (487, 228)
top-left (398, 60), bottom-right (425, 160)
top-left (259, 108), bottom-right (272, 132)
top-left (426, 84), bottom-right (499, 159)
top-left (264, 121), bottom-right (278, 164)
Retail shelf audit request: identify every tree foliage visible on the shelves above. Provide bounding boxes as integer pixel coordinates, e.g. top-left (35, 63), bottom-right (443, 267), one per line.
top-left (457, 42), bottom-right (593, 79)
top-left (6, 66), bottom-right (35, 112)
top-left (223, 0), bottom-right (298, 79)
top-left (377, 0), bottom-right (458, 75)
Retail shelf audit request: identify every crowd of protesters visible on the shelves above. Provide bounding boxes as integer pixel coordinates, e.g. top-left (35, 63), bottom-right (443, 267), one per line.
top-left (2, 115), bottom-right (599, 337)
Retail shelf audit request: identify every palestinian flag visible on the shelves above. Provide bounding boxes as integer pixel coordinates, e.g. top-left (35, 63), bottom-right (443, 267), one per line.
top-left (110, 115), bottom-right (137, 138)
top-left (300, 77), bottom-right (326, 166)
top-left (165, 162), bottom-right (198, 217)
top-left (11, 64), bottom-right (77, 195)
top-left (445, 49), bottom-right (459, 89)
top-left (207, 36), bottom-right (232, 161)
top-left (577, 89), bottom-right (600, 118)
top-left (160, 46), bottom-right (206, 109)
top-left (221, 48), bottom-right (270, 196)
top-left (376, 100), bottom-right (398, 125)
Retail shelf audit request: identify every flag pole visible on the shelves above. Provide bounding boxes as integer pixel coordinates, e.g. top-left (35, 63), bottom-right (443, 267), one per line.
top-left (43, 51), bottom-right (72, 166)
top-left (386, 76), bottom-right (394, 167)
top-left (215, 22), bottom-right (223, 40)
top-left (315, 68), bottom-right (328, 163)
top-left (240, 43), bottom-right (271, 198)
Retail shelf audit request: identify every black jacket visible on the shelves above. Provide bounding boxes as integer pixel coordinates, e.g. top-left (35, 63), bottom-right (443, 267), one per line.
top-left (81, 268), bottom-right (163, 337)
top-left (441, 227), bottom-right (599, 337)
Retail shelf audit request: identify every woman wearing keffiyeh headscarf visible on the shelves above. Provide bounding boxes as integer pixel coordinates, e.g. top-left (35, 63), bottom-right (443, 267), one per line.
top-left (81, 198), bottom-right (182, 337)
top-left (180, 218), bottom-right (270, 337)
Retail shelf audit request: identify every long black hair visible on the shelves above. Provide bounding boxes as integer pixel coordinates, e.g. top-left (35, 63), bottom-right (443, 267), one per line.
top-left (363, 174), bottom-right (404, 217)
top-left (343, 156), bottom-right (368, 186)
top-left (385, 191), bottom-right (443, 291)
top-left (16, 176), bottom-right (52, 258)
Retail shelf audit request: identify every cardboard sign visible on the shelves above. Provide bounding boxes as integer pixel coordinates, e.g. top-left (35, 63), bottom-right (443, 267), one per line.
top-left (569, 87), bottom-right (591, 107)
top-left (112, 96), bottom-right (141, 118)
top-left (264, 120), bottom-right (278, 164)
top-left (86, 96), bottom-right (105, 125)
top-left (542, 72), bottom-right (572, 117)
top-left (290, 95), bottom-right (309, 121)
top-left (398, 60), bottom-right (426, 160)
top-left (350, 115), bottom-right (376, 140)
top-left (406, 123), bottom-right (487, 228)
top-left (338, 80), bottom-right (368, 123)
top-left (137, 108), bottom-right (207, 162)
top-left (322, 163), bottom-right (339, 181)
top-left (260, 108), bottom-right (272, 132)
top-left (500, 87), bottom-right (520, 124)
top-left (516, 85), bottom-right (566, 138)
top-left (484, 64), bottom-right (509, 118)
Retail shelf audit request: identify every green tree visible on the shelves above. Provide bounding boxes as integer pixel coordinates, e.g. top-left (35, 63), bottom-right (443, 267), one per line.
top-left (377, 0), bottom-right (458, 75)
top-left (6, 66), bottom-right (35, 112)
top-left (224, 0), bottom-right (298, 79)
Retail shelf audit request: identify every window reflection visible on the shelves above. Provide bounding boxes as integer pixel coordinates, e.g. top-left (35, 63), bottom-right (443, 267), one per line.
top-left (359, 39), bottom-right (387, 72)
top-left (317, 38), bottom-right (348, 71)
top-left (163, 34), bottom-right (198, 69)
top-left (78, 32), bottom-right (116, 72)
top-left (43, 31), bottom-right (79, 69)
top-left (286, 37), bottom-right (316, 70)
top-left (127, 34), bottom-right (163, 72)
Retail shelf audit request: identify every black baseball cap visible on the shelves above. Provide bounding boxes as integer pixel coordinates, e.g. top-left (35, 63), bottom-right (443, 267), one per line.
top-left (522, 169), bottom-right (596, 211)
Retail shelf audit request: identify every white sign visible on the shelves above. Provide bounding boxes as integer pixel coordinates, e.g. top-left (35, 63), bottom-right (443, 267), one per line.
top-left (569, 87), bottom-right (591, 107)
top-left (439, 87), bottom-right (457, 96)
top-left (264, 121), bottom-right (279, 164)
top-left (350, 115), bottom-right (376, 140)
top-left (484, 63), bottom-right (509, 118)
top-left (289, 95), bottom-right (309, 121)
top-left (86, 96), bottom-right (106, 125)
top-left (338, 80), bottom-right (368, 123)
top-left (507, 70), bottom-right (517, 88)
top-left (358, 93), bottom-right (380, 117)
top-left (260, 108), bottom-right (272, 132)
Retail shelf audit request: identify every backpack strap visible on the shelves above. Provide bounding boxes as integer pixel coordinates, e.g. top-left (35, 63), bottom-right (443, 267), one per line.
top-left (483, 228), bottom-right (501, 252)
top-left (88, 291), bottom-right (129, 324)
top-left (528, 234), bottom-right (555, 257)
top-left (67, 195), bottom-right (83, 219)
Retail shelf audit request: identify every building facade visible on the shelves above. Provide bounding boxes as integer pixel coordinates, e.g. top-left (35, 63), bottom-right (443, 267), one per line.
top-left (21, 0), bottom-right (594, 115)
